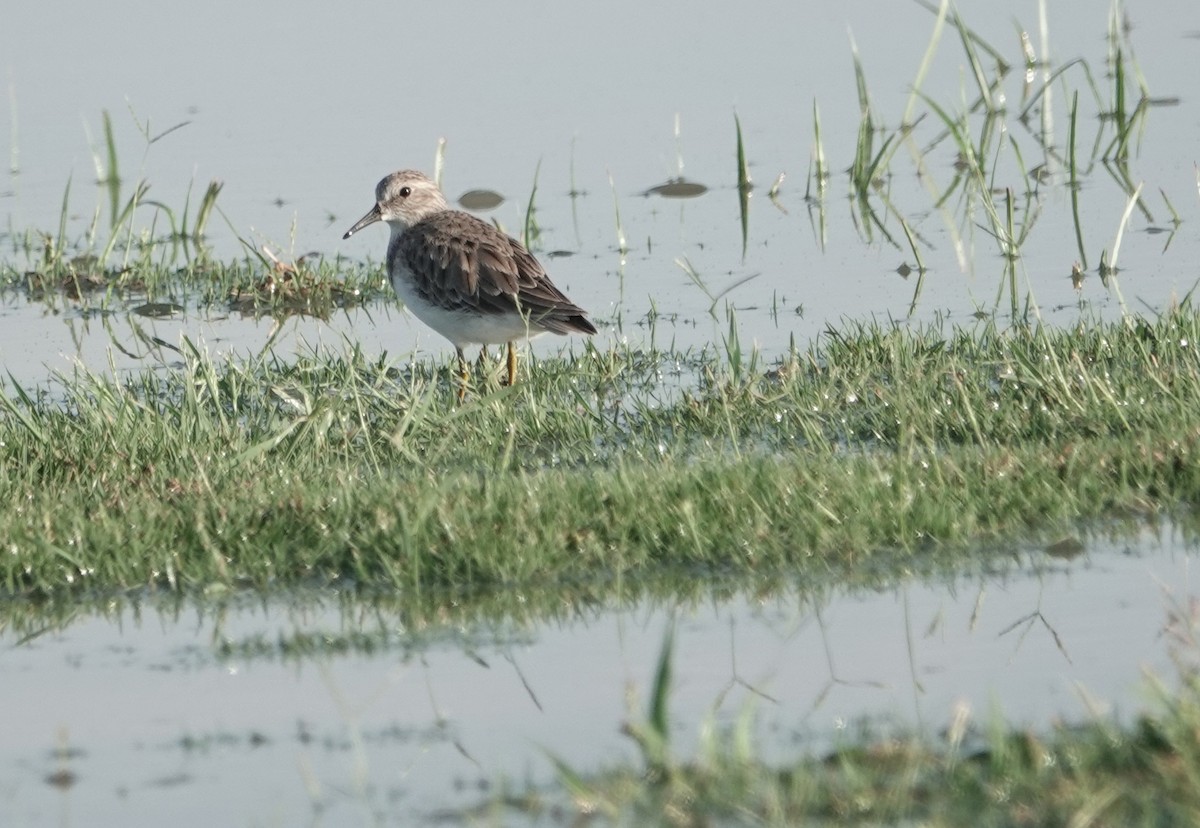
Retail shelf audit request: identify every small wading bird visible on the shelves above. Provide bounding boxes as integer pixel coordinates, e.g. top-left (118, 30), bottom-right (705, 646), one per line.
top-left (343, 170), bottom-right (596, 398)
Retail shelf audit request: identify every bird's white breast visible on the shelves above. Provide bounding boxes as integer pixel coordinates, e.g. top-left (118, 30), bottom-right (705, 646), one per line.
top-left (388, 257), bottom-right (546, 349)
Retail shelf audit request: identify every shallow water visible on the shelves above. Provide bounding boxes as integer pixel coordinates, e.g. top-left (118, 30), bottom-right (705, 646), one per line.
top-left (2, 1), bottom-right (1199, 385)
top-left (1, 524), bottom-right (1194, 825)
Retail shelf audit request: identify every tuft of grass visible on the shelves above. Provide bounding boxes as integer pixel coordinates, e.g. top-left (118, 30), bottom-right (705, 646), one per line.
top-left (17, 107), bottom-right (229, 286)
top-left (147, 178), bottom-right (224, 249)
top-left (847, 33), bottom-right (884, 202)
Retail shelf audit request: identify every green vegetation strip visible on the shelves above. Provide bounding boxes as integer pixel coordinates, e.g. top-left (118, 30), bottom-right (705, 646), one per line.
top-left (1, 306), bottom-right (1198, 598)
top-left (495, 586), bottom-right (1200, 827)
top-left (507, 675), bottom-right (1200, 826)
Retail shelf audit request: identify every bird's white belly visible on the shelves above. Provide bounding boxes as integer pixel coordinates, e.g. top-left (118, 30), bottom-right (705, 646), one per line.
top-left (389, 269), bottom-right (546, 349)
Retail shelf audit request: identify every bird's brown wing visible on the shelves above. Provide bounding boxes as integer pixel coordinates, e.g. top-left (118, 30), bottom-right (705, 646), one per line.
top-left (397, 211), bottom-right (596, 336)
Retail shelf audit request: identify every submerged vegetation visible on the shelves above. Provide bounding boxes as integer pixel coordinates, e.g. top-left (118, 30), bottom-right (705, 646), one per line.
top-left (491, 609), bottom-right (1200, 826)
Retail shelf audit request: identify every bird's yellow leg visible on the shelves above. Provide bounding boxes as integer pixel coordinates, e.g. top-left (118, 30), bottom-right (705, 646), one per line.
top-left (455, 347), bottom-right (469, 402)
top-left (506, 342), bottom-right (518, 387)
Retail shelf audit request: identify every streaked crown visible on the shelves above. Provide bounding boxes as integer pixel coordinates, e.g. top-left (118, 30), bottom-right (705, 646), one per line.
top-left (375, 170), bottom-right (450, 229)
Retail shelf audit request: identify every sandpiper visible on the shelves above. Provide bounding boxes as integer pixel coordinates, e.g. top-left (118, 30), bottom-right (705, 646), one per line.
top-left (343, 170), bottom-right (596, 397)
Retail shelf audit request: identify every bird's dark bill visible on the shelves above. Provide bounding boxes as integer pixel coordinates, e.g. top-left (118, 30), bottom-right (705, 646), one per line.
top-left (343, 204), bottom-right (382, 239)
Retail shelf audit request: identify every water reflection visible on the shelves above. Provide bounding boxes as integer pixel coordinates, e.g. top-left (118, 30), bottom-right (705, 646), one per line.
top-left (642, 179), bottom-right (708, 199)
top-left (457, 189), bottom-right (506, 211)
top-left (0, 523), bottom-right (1193, 825)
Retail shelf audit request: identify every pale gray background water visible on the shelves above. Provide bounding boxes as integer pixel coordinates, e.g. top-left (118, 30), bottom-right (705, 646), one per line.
top-left (2, 0), bottom-right (1200, 385)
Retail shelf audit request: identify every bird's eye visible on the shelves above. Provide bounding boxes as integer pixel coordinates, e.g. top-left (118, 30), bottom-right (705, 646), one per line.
top-left (399, 187), bottom-right (412, 198)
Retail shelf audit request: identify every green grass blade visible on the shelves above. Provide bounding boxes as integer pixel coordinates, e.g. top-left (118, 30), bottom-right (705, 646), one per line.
top-left (645, 619), bottom-right (676, 774)
top-left (101, 110), bottom-right (121, 229)
top-left (810, 99), bottom-right (827, 200)
top-left (52, 175), bottom-right (72, 268)
top-left (193, 180), bottom-right (223, 240)
top-left (608, 170), bottom-right (627, 260)
top-left (99, 180), bottom-right (150, 264)
top-left (0, 373), bottom-right (50, 446)
top-left (1069, 92), bottom-right (1087, 269)
top-left (523, 159), bottom-right (542, 251)
top-left (903, 0), bottom-right (950, 126)
top-left (735, 112), bottom-right (751, 261)
top-left (956, 7), bottom-right (1003, 113)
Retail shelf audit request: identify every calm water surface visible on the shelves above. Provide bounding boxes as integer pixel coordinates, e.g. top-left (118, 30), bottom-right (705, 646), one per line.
top-left (2, 1), bottom-right (1199, 383)
top-left (0, 527), bottom-right (1194, 825)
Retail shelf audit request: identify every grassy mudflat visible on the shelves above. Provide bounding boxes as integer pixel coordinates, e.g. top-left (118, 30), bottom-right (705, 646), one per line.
top-left (1, 302), bottom-right (1197, 598)
top-left (7, 304), bottom-right (1199, 826)
top-left (0, 0), bottom-right (1188, 604)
